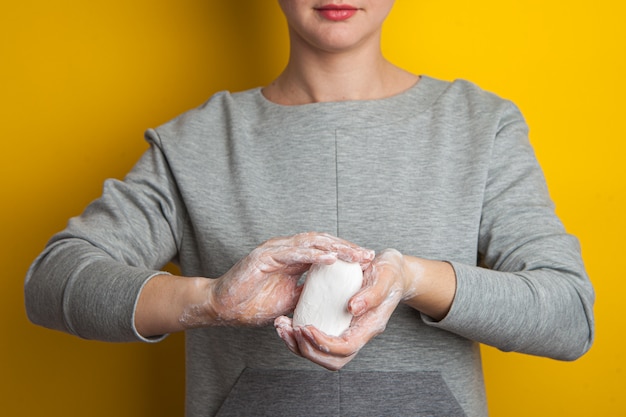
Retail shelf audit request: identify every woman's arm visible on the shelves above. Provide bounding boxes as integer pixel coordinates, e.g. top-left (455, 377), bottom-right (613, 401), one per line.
top-left (24, 140), bottom-right (184, 342)
top-left (135, 233), bottom-right (376, 338)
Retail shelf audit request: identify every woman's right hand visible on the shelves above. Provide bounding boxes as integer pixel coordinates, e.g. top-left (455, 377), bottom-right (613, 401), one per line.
top-left (200, 232), bottom-right (374, 327)
top-left (135, 232), bottom-right (374, 337)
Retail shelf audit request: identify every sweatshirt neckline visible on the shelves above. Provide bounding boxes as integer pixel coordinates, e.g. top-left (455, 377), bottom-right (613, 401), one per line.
top-left (260, 76), bottom-right (422, 105)
top-left (246, 75), bottom-right (444, 128)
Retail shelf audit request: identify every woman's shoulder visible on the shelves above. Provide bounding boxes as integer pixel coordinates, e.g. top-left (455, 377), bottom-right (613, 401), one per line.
top-left (422, 76), bottom-right (516, 110)
top-left (418, 76), bottom-right (524, 129)
top-left (150, 88), bottom-right (263, 141)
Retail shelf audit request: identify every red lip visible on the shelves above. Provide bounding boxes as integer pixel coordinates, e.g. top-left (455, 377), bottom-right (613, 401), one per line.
top-left (315, 4), bottom-right (358, 21)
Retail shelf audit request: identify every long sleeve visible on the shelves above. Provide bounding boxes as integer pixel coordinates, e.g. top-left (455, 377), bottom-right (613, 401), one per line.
top-left (24, 133), bottom-right (184, 342)
top-left (426, 102), bottom-right (595, 360)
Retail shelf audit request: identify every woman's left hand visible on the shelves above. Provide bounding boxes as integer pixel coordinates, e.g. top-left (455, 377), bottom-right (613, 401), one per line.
top-left (274, 249), bottom-right (415, 371)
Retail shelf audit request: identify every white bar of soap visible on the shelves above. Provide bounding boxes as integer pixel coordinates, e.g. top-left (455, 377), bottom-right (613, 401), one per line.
top-left (292, 260), bottom-right (363, 336)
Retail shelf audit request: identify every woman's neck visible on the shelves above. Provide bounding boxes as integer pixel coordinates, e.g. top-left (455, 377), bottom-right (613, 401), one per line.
top-left (263, 45), bottom-right (419, 105)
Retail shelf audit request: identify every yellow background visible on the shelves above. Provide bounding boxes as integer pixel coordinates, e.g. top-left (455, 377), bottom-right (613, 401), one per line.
top-left (2, 1), bottom-right (624, 415)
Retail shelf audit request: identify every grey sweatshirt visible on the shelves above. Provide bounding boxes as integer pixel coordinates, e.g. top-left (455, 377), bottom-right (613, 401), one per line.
top-left (25, 76), bottom-right (594, 417)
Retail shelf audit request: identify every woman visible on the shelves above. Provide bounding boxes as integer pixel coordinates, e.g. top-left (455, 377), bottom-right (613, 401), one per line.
top-left (25, 1), bottom-right (595, 416)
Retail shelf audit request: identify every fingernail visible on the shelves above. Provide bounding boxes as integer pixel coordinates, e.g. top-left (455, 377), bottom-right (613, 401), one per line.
top-left (350, 299), bottom-right (366, 316)
top-left (301, 326), bottom-right (319, 343)
top-left (300, 326), bottom-right (312, 338)
top-left (319, 253), bottom-right (337, 263)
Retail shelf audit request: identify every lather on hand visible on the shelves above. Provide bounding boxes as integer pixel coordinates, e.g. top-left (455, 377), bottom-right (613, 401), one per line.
top-left (182, 232), bottom-right (375, 328)
top-left (275, 249), bottom-right (456, 371)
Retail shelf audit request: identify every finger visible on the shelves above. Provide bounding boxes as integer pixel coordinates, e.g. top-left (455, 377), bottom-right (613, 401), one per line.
top-left (347, 267), bottom-right (393, 316)
top-left (281, 263), bottom-right (313, 276)
top-left (300, 325), bottom-right (361, 359)
top-left (293, 327), bottom-right (353, 371)
top-left (262, 247), bottom-right (338, 271)
top-left (289, 232), bottom-right (375, 263)
top-left (257, 236), bottom-right (374, 274)
top-left (274, 316), bottom-right (301, 356)
top-left (276, 244), bottom-right (373, 268)
top-left (264, 232), bottom-right (338, 249)
top-left (251, 247), bottom-right (335, 273)
top-left (265, 232), bottom-right (357, 253)
top-left (348, 287), bottom-right (390, 317)
top-left (347, 308), bottom-right (390, 342)
top-left (309, 236), bottom-right (374, 264)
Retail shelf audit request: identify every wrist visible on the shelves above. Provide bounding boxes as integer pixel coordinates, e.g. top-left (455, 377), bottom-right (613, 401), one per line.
top-left (400, 254), bottom-right (422, 300)
top-left (178, 277), bottom-right (218, 329)
top-left (401, 255), bottom-right (456, 321)
top-left (135, 274), bottom-right (213, 337)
